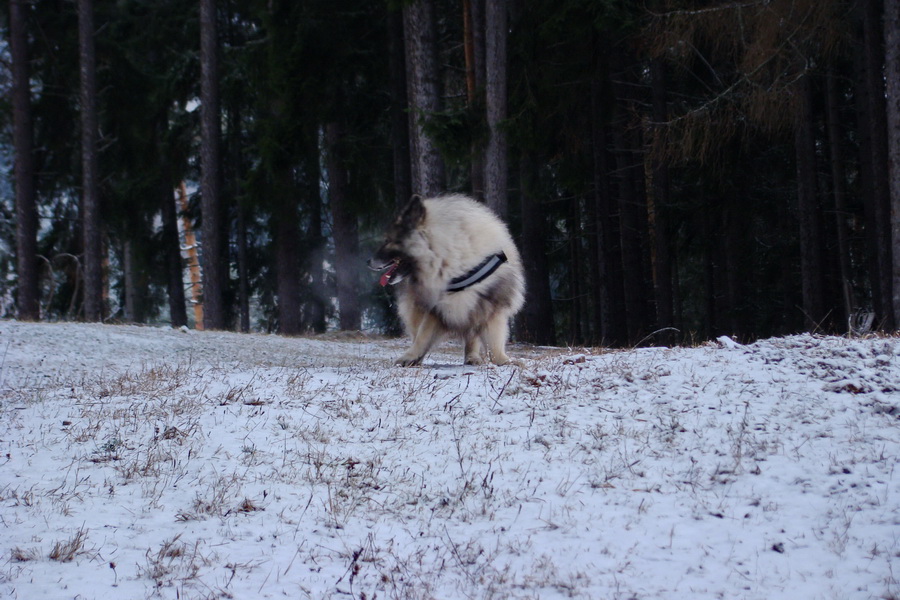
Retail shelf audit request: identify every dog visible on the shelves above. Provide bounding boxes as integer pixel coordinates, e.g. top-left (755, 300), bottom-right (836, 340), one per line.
top-left (369, 194), bottom-right (525, 366)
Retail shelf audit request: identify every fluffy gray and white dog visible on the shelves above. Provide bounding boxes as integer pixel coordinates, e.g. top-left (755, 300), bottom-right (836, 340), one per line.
top-left (369, 194), bottom-right (525, 366)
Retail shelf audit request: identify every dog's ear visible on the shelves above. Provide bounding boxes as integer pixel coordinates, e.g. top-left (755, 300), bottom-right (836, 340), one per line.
top-left (398, 194), bottom-right (426, 229)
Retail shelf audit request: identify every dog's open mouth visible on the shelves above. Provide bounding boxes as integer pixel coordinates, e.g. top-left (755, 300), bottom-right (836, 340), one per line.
top-left (375, 259), bottom-right (401, 287)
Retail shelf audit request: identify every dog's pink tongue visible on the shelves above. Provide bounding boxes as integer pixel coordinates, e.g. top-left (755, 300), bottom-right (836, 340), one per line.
top-left (380, 263), bottom-right (398, 287)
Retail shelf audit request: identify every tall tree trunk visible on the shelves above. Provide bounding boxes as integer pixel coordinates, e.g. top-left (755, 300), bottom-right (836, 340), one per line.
top-left (484, 0), bottom-right (508, 217)
top-left (273, 171), bottom-right (302, 336)
top-left (825, 66), bottom-right (855, 327)
top-left (885, 0), bottom-right (900, 328)
top-left (649, 57), bottom-right (674, 342)
top-left (123, 240), bottom-right (139, 322)
top-left (612, 123), bottom-right (649, 343)
top-left (326, 121), bottom-right (361, 331)
top-left (178, 183), bottom-right (204, 328)
top-left (10, 0), bottom-right (39, 321)
top-left (160, 182), bottom-right (187, 328)
top-left (200, 0), bottom-right (227, 329)
top-left (463, 0), bottom-right (486, 200)
top-left (389, 9), bottom-right (412, 207)
top-left (305, 162), bottom-right (327, 334)
top-left (78, 0), bottom-right (103, 322)
top-left (517, 151), bottom-right (555, 345)
top-left (566, 197), bottom-right (583, 344)
top-left (862, 0), bottom-right (894, 329)
top-left (611, 51), bottom-right (651, 344)
top-left (403, 0), bottom-right (445, 196)
top-left (235, 203), bottom-right (250, 332)
top-left (855, 32), bottom-right (881, 324)
top-left (591, 37), bottom-right (626, 347)
top-left (794, 73), bottom-right (826, 331)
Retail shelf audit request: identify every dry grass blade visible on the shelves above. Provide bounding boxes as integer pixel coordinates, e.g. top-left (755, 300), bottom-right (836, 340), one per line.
top-left (48, 527), bottom-right (88, 562)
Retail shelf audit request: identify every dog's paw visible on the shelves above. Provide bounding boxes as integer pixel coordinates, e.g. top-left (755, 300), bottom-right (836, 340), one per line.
top-left (464, 354), bottom-right (485, 366)
top-left (490, 355), bottom-right (524, 368)
top-left (395, 355), bottom-right (422, 367)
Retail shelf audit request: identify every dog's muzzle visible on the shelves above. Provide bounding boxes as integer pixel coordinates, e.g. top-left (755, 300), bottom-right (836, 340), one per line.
top-left (369, 258), bottom-right (402, 287)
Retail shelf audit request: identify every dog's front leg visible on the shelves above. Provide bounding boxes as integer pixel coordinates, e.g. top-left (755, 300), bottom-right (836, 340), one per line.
top-left (464, 334), bottom-right (485, 365)
top-left (396, 313), bottom-right (444, 366)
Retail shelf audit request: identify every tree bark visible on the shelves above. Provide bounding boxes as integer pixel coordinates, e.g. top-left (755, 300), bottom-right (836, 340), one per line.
top-left (389, 9), bottom-right (412, 207)
top-left (517, 152), bottom-right (555, 345)
top-left (612, 121), bottom-right (649, 343)
top-left (649, 57), bottom-right (675, 342)
top-left (463, 0), bottom-right (486, 200)
top-left (794, 72), bottom-right (826, 331)
top-left (885, 0), bottom-right (900, 328)
top-left (160, 182), bottom-right (187, 328)
top-left (177, 183), bottom-right (204, 328)
top-left (272, 172), bottom-right (302, 336)
top-left (825, 66), bottom-right (855, 327)
top-left (590, 37), bottom-right (626, 347)
top-left (326, 121), bottom-right (361, 331)
top-left (200, 0), bottom-right (227, 329)
top-left (10, 0), bottom-right (39, 321)
top-left (78, 0), bottom-right (103, 322)
top-left (122, 240), bottom-right (139, 322)
top-left (862, 0), bottom-right (894, 329)
top-left (484, 0), bottom-right (508, 217)
top-left (403, 0), bottom-right (445, 197)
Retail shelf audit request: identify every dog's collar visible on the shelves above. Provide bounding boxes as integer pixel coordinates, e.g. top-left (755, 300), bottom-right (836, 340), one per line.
top-left (447, 252), bottom-right (507, 292)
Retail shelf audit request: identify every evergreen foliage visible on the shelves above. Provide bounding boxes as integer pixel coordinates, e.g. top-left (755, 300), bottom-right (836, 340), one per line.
top-left (1, 0), bottom-right (898, 344)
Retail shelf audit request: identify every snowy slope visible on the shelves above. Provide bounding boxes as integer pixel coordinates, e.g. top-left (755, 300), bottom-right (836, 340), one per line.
top-left (1, 321), bottom-right (898, 599)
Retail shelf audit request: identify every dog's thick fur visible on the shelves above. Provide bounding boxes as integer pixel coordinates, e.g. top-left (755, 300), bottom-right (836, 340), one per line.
top-left (369, 194), bottom-right (525, 366)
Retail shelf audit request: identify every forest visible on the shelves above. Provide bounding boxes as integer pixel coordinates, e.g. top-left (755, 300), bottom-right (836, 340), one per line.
top-left (2, 0), bottom-right (900, 347)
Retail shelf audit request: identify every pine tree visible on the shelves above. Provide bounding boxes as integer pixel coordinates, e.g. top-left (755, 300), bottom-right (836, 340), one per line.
top-left (10, 0), bottom-right (39, 320)
top-left (199, 0), bottom-right (227, 329)
top-left (77, 0), bottom-right (104, 321)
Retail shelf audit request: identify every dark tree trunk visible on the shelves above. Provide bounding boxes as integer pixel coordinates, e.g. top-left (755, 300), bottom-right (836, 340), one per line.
top-left (855, 33), bottom-right (881, 322)
top-left (10, 0), bottom-right (39, 321)
top-left (649, 57), bottom-right (675, 343)
top-left (612, 123), bottom-right (649, 343)
top-left (825, 66), bottom-right (855, 326)
top-left (326, 121), bottom-right (361, 331)
top-left (517, 152), bottom-right (555, 345)
top-left (885, 0), bottom-right (900, 328)
top-left (862, 0), bottom-right (894, 329)
top-left (78, 0), bottom-right (103, 322)
top-left (566, 197), bottom-right (584, 344)
top-left (200, 0), bottom-right (227, 329)
top-left (305, 168), bottom-right (327, 334)
top-left (273, 171), bottom-right (302, 336)
top-left (611, 51), bottom-right (652, 344)
top-left (389, 8), bottom-right (412, 207)
top-left (463, 0), bottom-right (486, 200)
top-left (122, 240), bottom-right (140, 322)
top-left (235, 204), bottom-right (250, 333)
top-left (160, 181), bottom-right (187, 328)
top-left (403, 0), bottom-right (445, 196)
top-left (590, 37), bottom-right (626, 347)
top-left (484, 0), bottom-right (508, 217)
top-left (794, 73), bottom-right (826, 331)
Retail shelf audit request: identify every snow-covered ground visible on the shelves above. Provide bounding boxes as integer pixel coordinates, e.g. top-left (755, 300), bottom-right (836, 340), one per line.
top-left (1, 320), bottom-right (898, 600)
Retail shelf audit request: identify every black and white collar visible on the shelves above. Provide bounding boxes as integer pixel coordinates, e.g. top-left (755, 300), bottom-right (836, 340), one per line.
top-left (446, 252), bottom-right (507, 292)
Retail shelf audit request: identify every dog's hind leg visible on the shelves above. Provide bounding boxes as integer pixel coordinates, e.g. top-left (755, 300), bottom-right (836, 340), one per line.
top-left (396, 312), bottom-right (445, 366)
top-left (483, 311), bottom-right (512, 365)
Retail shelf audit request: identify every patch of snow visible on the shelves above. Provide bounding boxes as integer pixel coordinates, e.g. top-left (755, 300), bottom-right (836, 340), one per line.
top-left (1, 321), bottom-right (898, 599)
